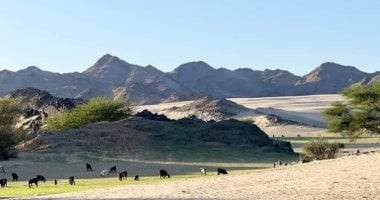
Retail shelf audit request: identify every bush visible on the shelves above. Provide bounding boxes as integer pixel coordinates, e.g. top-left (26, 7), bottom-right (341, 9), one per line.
top-left (303, 138), bottom-right (343, 160)
top-left (45, 98), bottom-right (132, 131)
top-left (0, 128), bottom-right (17, 160)
top-left (0, 97), bottom-right (24, 160)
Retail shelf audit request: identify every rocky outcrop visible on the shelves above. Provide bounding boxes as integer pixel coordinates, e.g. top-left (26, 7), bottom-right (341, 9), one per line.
top-left (10, 88), bottom-right (83, 132)
top-left (135, 109), bottom-right (172, 121)
top-left (22, 117), bottom-right (294, 157)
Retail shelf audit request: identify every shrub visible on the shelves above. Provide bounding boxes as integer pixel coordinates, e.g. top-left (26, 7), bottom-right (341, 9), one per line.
top-left (0, 97), bottom-right (24, 160)
top-left (0, 128), bottom-right (17, 160)
top-left (303, 138), bottom-right (343, 160)
top-left (45, 98), bottom-right (132, 131)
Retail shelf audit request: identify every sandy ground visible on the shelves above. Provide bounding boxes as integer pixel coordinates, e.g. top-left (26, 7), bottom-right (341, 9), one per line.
top-left (136, 94), bottom-right (344, 137)
top-left (35, 153), bottom-right (380, 200)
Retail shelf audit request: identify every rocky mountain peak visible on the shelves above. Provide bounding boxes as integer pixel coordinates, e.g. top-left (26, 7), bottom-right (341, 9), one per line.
top-left (172, 61), bottom-right (215, 74)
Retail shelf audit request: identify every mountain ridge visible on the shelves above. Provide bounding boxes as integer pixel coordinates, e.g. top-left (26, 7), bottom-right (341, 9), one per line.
top-left (1, 54), bottom-right (379, 105)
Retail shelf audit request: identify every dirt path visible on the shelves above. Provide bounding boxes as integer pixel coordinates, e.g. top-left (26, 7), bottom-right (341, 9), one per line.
top-left (35, 153), bottom-right (380, 200)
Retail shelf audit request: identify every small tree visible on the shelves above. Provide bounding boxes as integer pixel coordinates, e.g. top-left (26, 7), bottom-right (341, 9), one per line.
top-left (0, 128), bottom-right (17, 160)
top-left (0, 97), bottom-right (23, 160)
top-left (46, 98), bottom-right (132, 131)
top-left (323, 81), bottom-right (380, 139)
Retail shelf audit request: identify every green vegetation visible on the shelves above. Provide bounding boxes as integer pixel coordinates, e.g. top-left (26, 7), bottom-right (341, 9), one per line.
top-left (302, 138), bottom-right (343, 160)
top-left (0, 175), bottom-right (203, 198)
top-left (323, 81), bottom-right (380, 139)
top-left (0, 97), bottom-right (25, 160)
top-left (45, 98), bottom-right (132, 131)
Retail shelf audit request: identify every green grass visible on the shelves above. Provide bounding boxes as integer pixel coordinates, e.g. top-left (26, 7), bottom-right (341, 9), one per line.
top-left (1, 174), bottom-right (211, 198)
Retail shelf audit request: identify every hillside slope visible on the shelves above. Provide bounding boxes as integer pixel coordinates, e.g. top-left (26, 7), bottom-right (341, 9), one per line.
top-left (22, 116), bottom-right (293, 161)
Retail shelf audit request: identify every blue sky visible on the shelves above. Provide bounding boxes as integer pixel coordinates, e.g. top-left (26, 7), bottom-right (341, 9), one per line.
top-left (0, 0), bottom-right (379, 75)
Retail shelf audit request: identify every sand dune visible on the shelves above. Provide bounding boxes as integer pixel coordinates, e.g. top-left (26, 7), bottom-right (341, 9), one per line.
top-left (37, 153), bottom-right (380, 200)
top-left (136, 94), bottom-right (344, 136)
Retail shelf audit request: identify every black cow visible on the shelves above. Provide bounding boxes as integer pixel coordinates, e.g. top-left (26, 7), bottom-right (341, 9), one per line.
top-left (110, 166), bottom-right (117, 173)
top-left (69, 176), bottom-right (75, 185)
top-left (217, 168), bottom-right (228, 175)
top-left (134, 175), bottom-right (139, 181)
top-left (0, 178), bottom-right (7, 188)
top-left (118, 173), bottom-right (124, 181)
top-left (28, 178), bottom-right (39, 188)
top-left (54, 179), bottom-right (58, 185)
top-left (11, 173), bottom-right (18, 181)
top-left (86, 163), bottom-right (92, 171)
top-left (36, 175), bottom-right (46, 183)
top-left (159, 169), bottom-right (170, 179)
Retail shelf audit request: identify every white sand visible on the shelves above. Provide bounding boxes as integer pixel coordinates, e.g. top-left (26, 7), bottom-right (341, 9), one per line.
top-left (136, 94), bottom-right (344, 136)
top-left (37, 153), bottom-right (380, 200)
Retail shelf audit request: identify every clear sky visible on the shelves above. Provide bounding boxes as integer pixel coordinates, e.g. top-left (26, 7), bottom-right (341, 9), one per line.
top-left (0, 0), bottom-right (379, 75)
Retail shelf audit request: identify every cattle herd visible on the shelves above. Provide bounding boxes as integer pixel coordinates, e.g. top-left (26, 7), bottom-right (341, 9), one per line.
top-left (0, 164), bottom-right (229, 189)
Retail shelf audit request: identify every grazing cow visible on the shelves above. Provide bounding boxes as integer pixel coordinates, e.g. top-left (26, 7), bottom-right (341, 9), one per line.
top-left (159, 169), bottom-right (170, 179)
top-left (54, 179), bottom-right (58, 185)
top-left (28, 178), bottom-right (39, 188)
top-left (69, 176), bottom-right (75, 185)
top-left (100, 169), bottom-right (109, 177)
top-left (86, 163), bottom-right (92, 171)
top-left (11, 173), bottom-right (18, 181)
top-left (200, 168), bottom-right (207, 176)
top-left (134, 175), bottom-right (139, 181)
top-left (110, 166), bottom-right (117, 173)
top-left (0, 165), bottom-right (5, 173)
top-left (36, 175), bottom-right (46, 183)
top-left (0, 178), bottom-right (7, 188)
top-left (217, 168), bottom-right (228, 175)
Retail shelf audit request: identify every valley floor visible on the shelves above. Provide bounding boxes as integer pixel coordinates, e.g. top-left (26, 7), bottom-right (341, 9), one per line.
top-left (34, 153), bottom-right (380, 200)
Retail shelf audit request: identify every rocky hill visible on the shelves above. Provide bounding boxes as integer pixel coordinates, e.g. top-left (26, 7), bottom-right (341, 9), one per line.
top-left (22, 116), bottom-right (294, 160)
top-left (8, 88), bottom-right (83, 132)
top-left (1, 54), bottom-right (379, 105)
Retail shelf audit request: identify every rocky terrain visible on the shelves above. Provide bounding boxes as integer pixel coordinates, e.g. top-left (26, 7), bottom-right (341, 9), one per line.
top-left (8, 88), bottom-right (83, 132)
top-left (1, 54), bottom-right (379, 105)
top-left (21, 113), bottom-right (294, 160)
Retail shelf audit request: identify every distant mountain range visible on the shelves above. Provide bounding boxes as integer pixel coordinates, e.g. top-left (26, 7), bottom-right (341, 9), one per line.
top-left (1, 54), bottom-right (379, 105)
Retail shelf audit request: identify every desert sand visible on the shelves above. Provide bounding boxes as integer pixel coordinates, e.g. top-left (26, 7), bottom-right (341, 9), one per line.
top-left (36, 153), bottom-right (380, 200)
top-left (136, 94), bottom-right (344, 137)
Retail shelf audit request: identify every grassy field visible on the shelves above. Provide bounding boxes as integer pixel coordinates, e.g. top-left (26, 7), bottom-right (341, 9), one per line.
top-left (0, 169), bottom-right (258, 198)
top-left (0, 174), bottom-right (192, 198)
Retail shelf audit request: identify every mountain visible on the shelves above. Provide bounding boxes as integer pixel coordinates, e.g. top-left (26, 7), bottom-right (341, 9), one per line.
top-left (294, 62), bottom-right (379, 94)
top-left (0, 55), bottom-right (379, 105)
top-left (84, 55), bottom-right (196, 104)
top-left (0, 66), bottom-right (106, 99)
